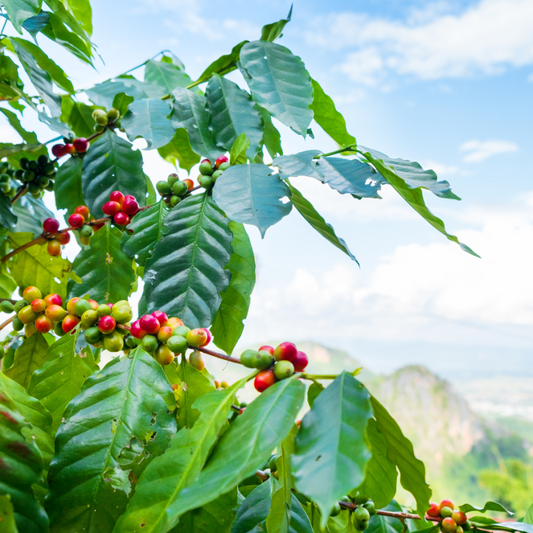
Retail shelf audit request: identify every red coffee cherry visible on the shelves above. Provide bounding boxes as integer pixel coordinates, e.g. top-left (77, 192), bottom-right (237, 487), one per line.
top-left (51, 144), bottom-right (68, 158)
top-left (292, 350), bottom-right (309, 371)
top-left (440, 500), bottom-right (455, 511)
top-left (442, 518), bottom-right (457, 533)
top-left (44, 293), bottom-right (62, 306)
top-left (258, 345), bottom-right (274, 355)
top-left (31, 298), bottom-right (46, 313)
top-left (122, 195), bottom-right (139, 216)
top-left (74, 205), bottom-right (90, 219)
top-left (215, 155), bottom-right (229, 169)
top-left (130, 320), bottom-right (146, 339)
top-left (65, 143), bottom-right (76, 154)
top-left (98, 315), bottom-right (116, 334)
top-left (114, 212), bottom-right (130, 226)
top-left (140, 314), bottom-right (160, 335)
top-left (102, 201), bottom-right (121, 216)
top-left (68, 213), bottom-right (85, 228)
top-left (56, 232), bottom-right (71, 245)
top-left (42, 218), bottom-right (59, 233)
top-left (200, 327), bottom-right (212, 347)
top-left (427, 503), bottom-right (441, 518)
top-left (73, 138), bottom-right (89, 153)
top-left (152, 310), bottom-right (168, 325)
top-left (110, 191), bottom-right (124, 205)
top-left (47, 239), bottom-right (61, 256)
top-left (273, 342), bottom-right (297, 362)
top-left (254, 370), bottom-right (276, 392)
top-left (35, 315), bottom-right (52, 333)
top-left (62, 314), bottom-right (80, 333)
top-left (184, 179), bottom-right (194, 191)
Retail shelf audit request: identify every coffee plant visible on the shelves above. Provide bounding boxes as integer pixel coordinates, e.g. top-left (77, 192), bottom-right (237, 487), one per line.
top-left (0, 2), bottom-right (529, 533)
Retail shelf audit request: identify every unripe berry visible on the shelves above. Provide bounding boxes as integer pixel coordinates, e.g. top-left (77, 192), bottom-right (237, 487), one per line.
top-left (274, 360), bottom-right (295, 380)
top-left (167, 335), bottom-right (187, 354)
top-left (157, 326), bottom-right (173, 343)
top-left (103, 330), bottom-right (124, 352)
top-left (94, 110), bottom-right (108, 126)
top-left (74, 205), bottom-right (90, 219)
top-left (363, 501), bottom-right (377, 516)
top-left (98, 315), bottom-right (116, 334)
top-left (130, 320), bottom-right (146, 339)
top-left (18, 305), bottom-right (38, 324)
top-left (258, 345), bottom-right (274, 355)
top-left (66, 297), bottom-right (80, 315)
top-left (198, 176), bottom-right (213, 189)
top-left (23, 286), bottom-right (42, 302)
top-left (442, 518), bottom-right (457, 533)
top-left (31, 298), bottom-right (46, 313)
top-left (102, 201), bottom-right (121, 216)
top-left (211, 170), bottom-right (223, 181)
top-left (140, 314), bottom-right (160, 334)
top-left (273, 342), bottom-right (297, 362)
top-left (218, 161), bottom-right (230, 171)
top-left (25, 323), bottom-right (37, 337)
top-left (292, 350), bottom-right (309, 371)
top-left (189, 350), bottom-right (205, 371)
top-left (110, 191), bottom-right (124, 205)
top-left (84, 326), bottom-right (102, 344)
top-left (79, 225), bottom-right (94, 239)
top-left (114, 212), bottom-right (130, 226)
top-left (62, 314), bottom-right (80, 333)
top-left (0, 300), bottom-right (14, 313)
top-left (167, 317), bottom-right (184, 328)
top-left (111, 304), bottom-right (132, 324)
top-left (107, 108), bottom-right (120, 121)
top-left (35, 315), bottom-right (52, 333)
top-left (172, 325), bottom-right (191, 337)
top-left (44, 293), bottom-right (62, 307)
top-left (97, 304), bottom-right (112, 317)
top-left (354, 492), bottom-right (370, 505)
top-left (451, 512), bottom-right (467, 525)
top-left (220, 381), bottom-right (228, 389)
top-left (456, 527), bottom-right (464, 533)
top-left (43, 217), bottom-right (59, 233)
top-left (141, 334), bottom-right (158, 353)
top-left (170, 195), bottom-right (180, 207)
top-left (81, 309), bottom-right (98, 327)
top-left (68, 213), bottom-right (85, 228)
top-left (56, 232), bottom-right (70, 245)
top-left (122, 195), bottom-right (139, 216)
top-left (12, 316), bottom-right (24, 331)
top-left (184, 178), bottom-right (194, 191)
top-left (74, 299), bottom-right (93, 317)
top-left (152, 310), bottom-right (169, 325)
top-left (199, 159), bottom-right (214, 176)
top-left (254, 370), bottom-right (276, 392)
top-left (54, 321), bottom-right (66, 336)
top-left (172, 181), bottom-right (189, 196)
top-left (440, 500), bottom-right (455, 511)
top-left (154, 343), bottom-right (174, 365)
top-left (186, 328), bottom-right (208, 347)
top-left (65, 143), bottom-right (76, 154)
top-left (427, 503), bottom-right (441, 518)
top-left (47, 239), bottom-right (61, 256)
top-left (330, 503), bottom-right (342, 517)
top-left (240, 349), bottom-right (258, 368)
top-left (440, 507), bottom-right (453, 518)
top-left (215, 155), bottom-right (229, 169)
top-left (157, 180), bottom-right (172, 196)
top-left (125, 335), bottom-right (137, 348)
top-left (45, 304), bottom-right (66, 322)
top-left (73, 138), bottom-right (89, 153)
top-left (353, 507), bottom-right (370, 523)
top-left (51, 144), bottom-right (68, 158)
top-left (253, 350), bottom-right (274, 370)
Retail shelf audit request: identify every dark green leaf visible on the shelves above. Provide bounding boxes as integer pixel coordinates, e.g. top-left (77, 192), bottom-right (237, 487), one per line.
top-left (459, 502), bottom-right (512, 515)
top-left (60, 96), bottom-right (95, 138)
top-left (0, 495), bottom-right (17, 533)
top-left (68, 222), bottom-right (137, 303)
top-left (140, 193), bottom-right (232, 328)
top-left (366, 501), bottom-right (404, 533)
top-left (239, 41), bottom-right (313, 136)
top-left (358, 418), bottom-right (397, 508)
top-left (144, 59), bottom-right (192, 93)
top-left (307, 381), bottom-right (324, 409)
top-left (158, 128), bottom-right (200, 172)
top-left (0, 194), bottom-right (18, 230)
top-left (288, 183), bottom-right (358, 264)
top-left (211, 221), bottom-right (256, 354)
top-left (86, 78), bottom-right (165, 109)
top-left (260, 5), bottom-right (292, 42)
top-left (28, 325), bottom-right (99, 432)
top-left (0, 142), bottom-right (44, 160)
top-left (45, 347), bottom-right (176, 533)
top-left (258, 106), bottom-right (282, 158)
top-left (273, 150), bottom-right (323, 181)
top-left (2, 0), bottom-right (41, 33)
top-left (206, 74), bottom-right (263, 158)
top-left (4, 333), bottom-right (48, 390)
top-left (194, 41), bottom-right (248, 86)
top-left (0, 390), bottom-right (49, 533)
top-left (170, 86), bottom-right (223, 161)
top-left (229, 133), bottom-right (250, 166)
top-left (212, 163), bottom-right (292, 237)
top-left (112, 92), bottom-right (134, 117)
top-left (121, 201), bottom-right (169, 267)
top-left (361, 148), bottom-right (478, 257)
top-left (370, 395), bottom-right (431, 518)
top-left (81, 129), bottom-right (147, 215)
top-left (114, 375), bottom-right (250, 533)
top-left (54, 156), bottom-right (84, 217)
top-left (310, 79), bottom-right (356, 148)
top-left (293, 373), bottom-right (372, 527)
top-left (13, 195), bottom-right (53, 236)
top-left (122, 98), bottom-right (175, 150)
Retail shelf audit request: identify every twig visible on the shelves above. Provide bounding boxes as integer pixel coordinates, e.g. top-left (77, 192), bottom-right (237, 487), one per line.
top-left (196, 345), bottom-right (242, 365)
top-left (300, 373), bottom-right (339, 380)
top-left (1, 234), bottom-right (47, 263)
top-left (312, 144), bottom-right (358, 159)
top-left (11, 184), bottom-right (27, 205)
top-left (0, 316), bottom-right (14, 332)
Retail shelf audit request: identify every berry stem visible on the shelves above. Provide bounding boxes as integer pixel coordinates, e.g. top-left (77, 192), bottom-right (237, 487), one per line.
top-left (196, 345), bottom-right (242, 365)
top-left (0, 315), bottom-right (14, 332)
top-left (11, 184), bottom-right (28, 205)
top-left (312, 144), bottom-right (358, 159)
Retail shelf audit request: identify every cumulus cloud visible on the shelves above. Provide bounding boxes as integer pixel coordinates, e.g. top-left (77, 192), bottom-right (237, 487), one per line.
top-left (460, 139), bottom-right (519, 162)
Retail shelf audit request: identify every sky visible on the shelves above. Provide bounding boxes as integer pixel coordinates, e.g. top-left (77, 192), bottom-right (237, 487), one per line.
top-left (1, 0), bottom-right (532, 381)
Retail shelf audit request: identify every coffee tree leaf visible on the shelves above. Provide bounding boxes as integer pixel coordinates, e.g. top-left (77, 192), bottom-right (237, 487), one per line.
top-left (0, 142), bottom-right (44, 160)
top-left (144, 59), bottom-right (191, 93)
top-left (459, 502), bottom-right (512, 515)
top-left (288, 183), bottom-right (358, 264)
top-left (170, 86), bottom-right (223, 162)
top-left (206, 74), bottom-right (263, 159)
top-left (28, 325), bottom-right (99, 432)
top-left (307, 381), bottom-right (324, 409)
top-left (68, 0), bottom-right (92, 35)
top-left (0, 107), bottom-right (39, 144)
top-left (140, 193), bottom-right (232, 328)
top-left (0, 495), bottom-right (17, 533)
top-left (0, 194), bottom-right (17, 230)
top-left (81, 129), bottom-right (147, 215)
top-left (45, 0), bottom-right (92, 46)
top-left (239, 40), bottom-right (313, 137)
top-left (122, 98), bottom-right (175, 150)
top-left (0, 240), bottom-right (16, 298)
top-left (54, 156), bottom-right (84, 219)
top-left (293, 372), bottom-right (372, 527)
top-left (310, 79), bottom-right (356, 148)
top-left (158, 128), bottom-right (200, 172)
top-left (121, 201), bottom-right (169, 267)
top-left (524, 504), bottom-right (533, 525)
top-left (60, 96), bottom-right (96, 138)
top-left (68, 222), bottom-right (137, 303)
top-left (85, 78), bottom-right (165, 109)
top-left (257, 106), bottom-right (282, 158)
top-left (114, 375), bottom-right (250, 533)
top-left (12, 195), bottom-right (53, 236)
top-left (45, 347), bottom-right (176, 533)
top-left (194, 41), bottom-right (249, 86)
top-left (0, 391), bottom-right (49, 533)
top-left (489, 525), bottom-right (533, 533)
top-left (3, 0), bottom-right (41, 32)
top-left (212, 163), bottom-right (292, 237)
top-left (370, 395), bottom-right (431, 518)
top-left (211, 221), bottom-right (256, 355)
top-left (4, 332), bottom-right (48, 390)
top-left (111, 92), bottom-right (134, 117)
top-left (260, 5), bottom-right (292, 42)
top-left (361, 148), bottom-right (478, 257)
top-left (229, 133), bottom-right (250, 166)
top-left (273, 150), bottom-right (323, 181)
top-left (366, 501), bottom-right (405, 533)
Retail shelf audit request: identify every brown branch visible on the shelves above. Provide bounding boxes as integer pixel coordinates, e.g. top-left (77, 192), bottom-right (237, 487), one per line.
top-left (11, 184), bottom-right (27, 205)
top-left (1, 234), bottom-right (47, 263)
top-left (0, 316), bottom-right (14, 332)
top-left (196, 345), bottom-right (242, 365)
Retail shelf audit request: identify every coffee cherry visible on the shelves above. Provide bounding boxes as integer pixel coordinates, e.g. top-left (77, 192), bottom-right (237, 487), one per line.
top-left (45, 304), bottom-right (66, 322)
top-left (442, 518), bottom-right (457, 533)
top-left (215, 155), bottom-right (229, 169)
top-left (45, 239), bottom-right (61, 256)
top-left (220, 381), bottom-right (228, 388)
top-left (200, 328), bottom-right (212, 346)
top-left (98, 315), bottom-right (116, 334)
top-left (23, 286), bottom-right (42, 302)
top-left (440, 500), bottom-right (455, 511)
top-left (211, 170), bottom-right (223, 182)
top-left (152, 310), bottom-right (168, 325)
top-left (112, 304), bottom-right (132, 324)
top-left (103, 330), bottom-right (124, 352)
top-left (292, 350), bottom-right (309, 371)
top-left (130, 320), bottom-right (146, 339)
top-left (30, 298), bottom-right (46, 313)
top-left (254, 370), bottom-right (276, 392)
top-left (88, 299), bottom-right (99, 311)
top-left (44, 293), bottom-right (62, 307)
top-left (140, 314), bottom-right (160, 334)
top-left (79, 225), bottom-right (94, 240)
top-left (114, 212), bottom-right (130, 226)
top-left (184, 178), bottom-right (194, 191)
top-left (35, 315), bottom-right (52, 333)
top-left (427, 503), bottom-right (441, 518)
top-left (456, 527), bottom-right (464, 533)
top-left (171, 181), bottom-right (188, 196)
top-left (14, 300), bottom-right (28, 313)
top-left (167, 317), bottom-right (184, 328)
top-left (68, 213), bottom-right (85, 228)
top-left (198, 176), bottom-right (213, 189)
top-left (51, 144), bottom-right (68, 158)
top-left (186, 328), bottom-right (208, 347)
top-left (330, 503), bottom-right (342, 517)
top-left (274, 342), bottom-right (297, 362)
top-left (157, 326), bottom-right (173, 343)
top-left (157, 180), bottom-right (172, 196)
top-left (240, 349), bottom-right (257, 368)
top-left (0, 300), bottom-right (14, 313)
top-left (25, 323), bottom-right (37, 337)
top-left (74, 299), bottom-right (93, 317)
top-left (274, 360), bottom-right (295, 380)
top-left (102, 201), bottom-right (121, 216)
top-left (56, 232), bottom-right (70, 245)
top-left (353, 507), bottom-right (370, 524)
top-left (65, 143), bottom-right (76, 154)
top-left (199, 159), bottom-right (214, 176)
top-left (258, 345), bottom-right (274, 355)
top-left (451, 512), bottom-right (467, 525)
top-left (73, 138), bottom-right (89, 153)
top-left (172, 325), bottom-right (191, 337)
top-left (169, 195), bottom-right (180, 207)
top-left (354, 493), bottom-right (369, 505)
top-left (125, 335), bottom-right (137, 349)
top-left (253, 350), bottom-right (274, 370)
top-left (84, 326), bottom-right (102, 344)
top-left (93, 109), bottom-right (108, 126)
top-left (43, 218), bottom-right (59, 233)
top-left (12, 316), bottom-right (24, 331)
top-left (122, 195), bottom-right (139, 216)
top-left (81, 309), bottom-right (98, 327)
top-left (142, 334), bottom-right (158, 353)
top-left (74, 205), bottom-right (90, 219)
top-left (107, 108), bottom-right (120, 121)
top-left (97, 304), bottom-right (112, 317)
top-left (462, 522), bottom-right (472, 532)
top-left (18, 305), bottom-right (38, 324)
top-left (110, 190), bottom-right (124, 205)
top-left (189, 350), bottom-right (205, 371)
top-left (167, 335), bottom-right (187, 354)
top-left (218, 161), bottom-right (230, 171)
top-left (440, 507), bottom-right (453, 518)
top-left (363, 501), bottom-right (377, 516)
top-left (62, 314), bottom-right (80, 333)
top-left (154, 343), bottom-right (174, 365)
top-left (66, 297), bottom-right (80, 315)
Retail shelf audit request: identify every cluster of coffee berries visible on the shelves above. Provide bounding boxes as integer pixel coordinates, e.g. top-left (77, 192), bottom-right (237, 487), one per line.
top-left (129, 312), bottom-right (212, 366)
top-left (240, 342), bottom-right (309, 393)
top-left (427, 500), bottom-right (470, 533)
top-left (197, 156), bottom-right (230, 189)
top-left (0, 156), bottom-right (56, 199)
top-left (51, 138), bottom-right (89, 159)
top-left (42, 217), bottom-right (71, 256)
top-left (156, 173), bottom-right (193, 208)
top-left (93, 107), bottom-right (121, 133)
top-left (336, 493), bottom-right (377, 528)
top-left (102, 190), bottom-right (140, 226)
top-left (67, 205), bottom-right (100, 246)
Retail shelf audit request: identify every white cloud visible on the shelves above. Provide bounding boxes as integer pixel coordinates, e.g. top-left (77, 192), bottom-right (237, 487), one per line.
top-left (460, 139), bottom-right (519, 162)
top-left (307, 0), bottom-right (533, 85)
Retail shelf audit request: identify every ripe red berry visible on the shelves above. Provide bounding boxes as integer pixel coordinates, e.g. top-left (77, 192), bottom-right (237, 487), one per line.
top-left (273, 342), bottom-right (297, 362)
top-left (440, 500), bottom-right (455, 511)
top-left (122, 195), bottom-right (139, 216)
top-left (152, 310), bottom-right (168, 325)
top-left (258, 345), bottom-right (274, 355)
top-left (73, 138), bottom-right (89, 153)
top-left (110, 191), bottom-right (124, 205)
top-left (65, 143), bottom-right (76, 154)
top-left (292, 350), bottom-right (309, 371)
top-left (140, 314), bottom-right (160, 334)
top-left (451, 512), bottom-right (467, 525)
top-left (184, 178), bottom-right (194, 191)
top-left (44, 293), bottom-right (62, 307)
top-left (47, 239), bottom-right (61, 256)
top-left (62, 314), bottom-right (80, 333)
top-left (43, 218), bottom-right (59, 233)
top-left (215, 155), bottom-right (229, 169)
top-left (254, 370), bottom-right (276, 392)
top-left (56, 232), bottom-right (71, 245)
top-left (200, 328), bottom-right (212, 347)
top-left (130, 320), bottom-right (146, 339)
top-left (98, 315), bottom-right (116, 334)
top-left (114, 212), bottom-right (130, 226)
top-left (74, 205), bottom-right (90, 219)
top-left (102, 201), bottom-right (121, 216)
top-left (51, 144), bottom-right (68, 158)
top-left (35, 315), bottom-right (52, 333)
top-left (68, 213), bottom-right (85, 228)
top-left (427, 503), bottom-right (441, 518)
top-left (31, 298), bottom-right (46, 313)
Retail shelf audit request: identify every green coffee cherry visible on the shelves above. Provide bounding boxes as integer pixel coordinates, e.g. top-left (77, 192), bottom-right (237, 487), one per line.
top-left (274, 360), bottom-right (295, 380)
top-left (0, 300), bottom-right (14, 313)
top-left (79, 226), bottom-right (94, 239)
top-left (74, 299), bottom-right (93, 317)
top-left (104, 330), bottom-right (124, 352)
top-left (0, 173), bottom-right (9, 183)
top-left (168, 173), bottom-right (179, 186)
top-left (107, 108), bottom-right (120, 121)
top-left (125, 336), bottom-right (137, 348)
top-left (84, 326), bottom-right (102, 344)
top-left (252, 350), bottom-right (274, 370)
top-left (142, 334), bottom-right (158, 353)
top-left (269, 454), bottom-right (279, 472)
top-left (211, 170), bottom-right (223, 181)
top-left (24, 171), bottom-right (36, 183)
top-left (112, 304), bottom-right (132, 324)
top-left (93, 109), bottom-right (108, 125)
top-left (172, 325), bottom-right (190, 337)
top-left (12, 316), bottom-right (24, 331)
top-left (172, 181), bottom-right (188, 196)
top-left (330, 502), bottom-right (342, 517)
top-left (240, 349), bottom-right (258, 368)
top-left (97, 304), bottom-right (112, 317)
top-left (94, 124), bottom-right (105, 133)
top-left (199, 160), bottom-right (213, 176)
top-left (81, 309), bottom-right (98, 327)
top-left (54, 321), bottom-right (66, 336)
top-left (170, 195), bottom-right (181, 207)
top-left (156, 180), bottom-right (172, 196)
top-left (363, 501), bottom-right (376, 516)
top-left (167, 335), bottom-right (187, 354)
top-left (354, 492), bottom-right (370, 505)
top-left (198, 176), bottom-right (214, 189)
top-left (218, 162), bottom-right (230, 171)
top-left (353, 507), bottom-right (370, 523)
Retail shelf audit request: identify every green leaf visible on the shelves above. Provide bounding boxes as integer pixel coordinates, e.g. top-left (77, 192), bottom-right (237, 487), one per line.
top-left (140, 193), bottom-right (233, 328)
top-left (288, 182), bottom-right (358, 264)
top-left (361, 148), bottom-right (478, 257)
top-left (358, 418), bottom-right (397, 508)
top-left (370, 395), bottom-right (431, 518)
top-left (0, 390), bottom-right (48, 533)
top-left (258, 106), bottom-right (282, 158)
top-left (307, 382), bottom-right (324, 409)
top-left (261, 5), bottom-right (292, 41)
top-left (293, 373), bottom-right (372, 527)
top-left (211, 221), bottom-right (256, 354)
top-left (68, 222), bottom-right (137, 303)
top-left (111, 92), bottom-right (134, 117)
top-left (310, 79), bottom-right (356, 148)
top-left (0, 495), bottom-right (18, 533)
top-left (28, 325), bottom-right (98, 432)
top-left (54, 156), bottom-right (84, 217)
top-left (0, 240), bottom-right (17, 298)
top-left (13, 195), bottom-right (53, 236)
top-left (2, 0), bottom-right (42, 33)
top-left (213, 163), bottom-right (292, 237)
top-left (170, 87), bottom-right (223, 161)
top-left (0, 107), bottom-right (39, 143)
top-left (60, 96), bottom-right (95, 138)
top-left (524, 504), bottom-right (533, 525)
top-left (206, 74), bottom-right (263, 158)
top-left (239, 40), bottom-right (313, 136)
top-left (0, 194), bottom-right (18, 231)
top-left (4, 333), bottom-right (48, 390)
top-left (85, 78), bottom-right (165, 109)
top-left (229, 133), bottom-right (250, 166)
top-left (144, 376), bottom-right (304, 531)
top-left (114, 375), bottom-right (250, 533)
top-left (158, 128), bottom-right (200, 173)
top-left (11, 37), bottom-right (74, 93)
top-left (144, 59), bottom-right (191, 93)
top-left (0, 142), bottom-right (44, 161)
top-left (46, 347), bottom-right (176, 533)
top-left (488, 524), bottom-right (533, 533)
top-left (194, 41), bottom-right (248, 86)
top-left (81, 129), bottom-right (147, 216)
top-left (274, 150), bottom-right (323, 181)
top-left (45, 0), bottom-right (92, 45)
top-left (459, 502), bottom-right (512, 515)
top-left (69, 0), bottom-right (92, 35)
top-left (122, 98), bottom-right (175, 150)
top-left (121, 201), bottom-right (169, 267)
top-left (366, 501), bottom-right (404, 533)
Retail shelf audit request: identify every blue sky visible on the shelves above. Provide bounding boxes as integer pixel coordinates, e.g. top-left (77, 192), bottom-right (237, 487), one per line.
top-left (2, 0), bottom-right (533, 381)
